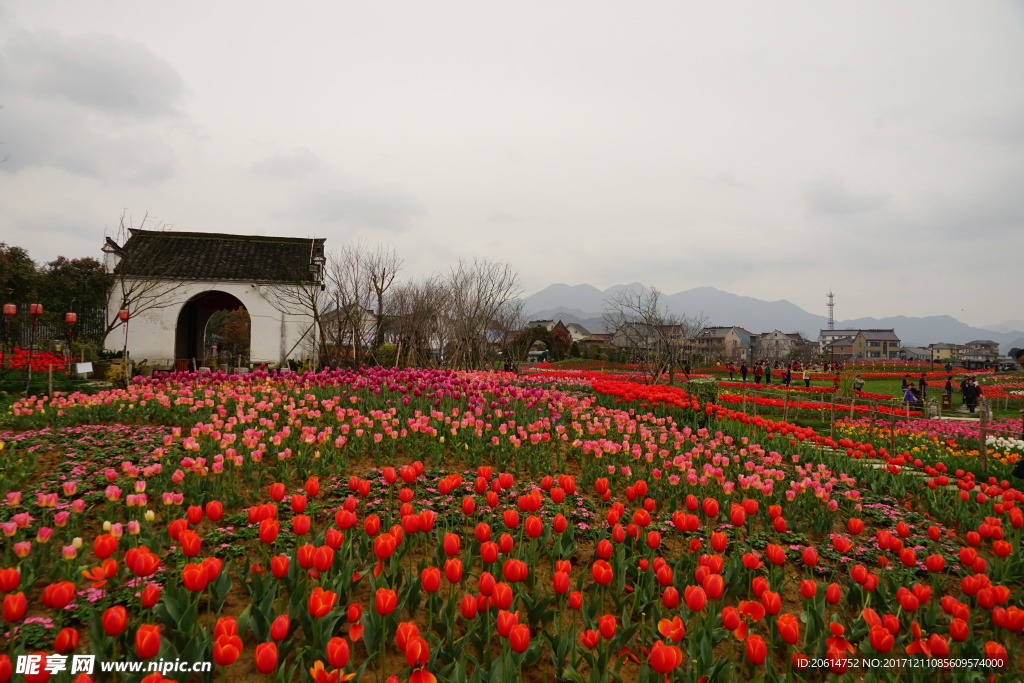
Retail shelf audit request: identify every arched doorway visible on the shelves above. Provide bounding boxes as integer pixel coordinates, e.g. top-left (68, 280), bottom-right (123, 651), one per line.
top-left (174, 291), bottom-right (249, 370)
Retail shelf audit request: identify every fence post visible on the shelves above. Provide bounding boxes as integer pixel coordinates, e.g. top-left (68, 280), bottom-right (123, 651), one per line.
top-left (783, 396), bottom-right (789, 423)
top-left (849, 396), bottom-right (855, 421)
top-left (979, 399), bottom-right (989, 473)
top-left (48, 364), bottom-right (53, 395)
top-left (830, 400), bottom-right (835, 439)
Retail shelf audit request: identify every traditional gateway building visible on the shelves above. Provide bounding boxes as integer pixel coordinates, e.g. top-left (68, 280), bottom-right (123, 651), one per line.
top-left (103, 229), bottom-right (325, 370)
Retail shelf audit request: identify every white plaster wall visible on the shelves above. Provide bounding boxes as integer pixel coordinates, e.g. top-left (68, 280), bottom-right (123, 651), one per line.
top-left (104, 279), bottom-right (317, 367)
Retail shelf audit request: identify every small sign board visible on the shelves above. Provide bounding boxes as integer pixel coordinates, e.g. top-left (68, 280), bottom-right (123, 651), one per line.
top-left (75, 362), bottom-right (93, 376)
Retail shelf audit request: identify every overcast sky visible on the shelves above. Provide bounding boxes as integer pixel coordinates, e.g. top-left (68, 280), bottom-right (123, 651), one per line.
top-left (1, 1), bottom-right (1021, 327)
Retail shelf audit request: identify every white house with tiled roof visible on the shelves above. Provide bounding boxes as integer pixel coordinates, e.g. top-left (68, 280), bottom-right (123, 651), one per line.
top-left (103, 229), bottom-right (325, 369)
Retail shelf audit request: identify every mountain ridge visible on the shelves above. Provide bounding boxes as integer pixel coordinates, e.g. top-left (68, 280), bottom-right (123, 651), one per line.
top-left (522, 283), bottom-right (1024, 353)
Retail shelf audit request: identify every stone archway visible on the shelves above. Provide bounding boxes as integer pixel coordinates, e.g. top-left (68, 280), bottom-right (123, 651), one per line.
top-left (174, 290), bottom-right (247, 369)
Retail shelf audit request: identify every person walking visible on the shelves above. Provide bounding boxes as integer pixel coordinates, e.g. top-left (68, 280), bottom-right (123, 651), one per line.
top-left (918, 373), bottom-right (928, 399)
top-left (727, 363), bottom-right (735, 380)
top-left (765, 364), bottom-right (772, 384)
top-left (753, 364), bottom-right (762, 384)
top-left (964, 379), bottom-right (980, 414)
top-left (803, 368), bottom-right (811, 387)
top-left (740, 362), bottom-right (748, 382)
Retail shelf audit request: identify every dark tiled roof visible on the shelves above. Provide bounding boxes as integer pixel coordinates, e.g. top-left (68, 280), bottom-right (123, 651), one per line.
top-left (113, 230), bottom-right (325, 282)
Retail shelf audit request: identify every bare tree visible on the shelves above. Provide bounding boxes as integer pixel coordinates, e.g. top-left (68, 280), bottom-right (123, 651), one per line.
top-left (441, 259), bottom-right (522, 370)
top-left (321, 241), bottom-right (403, 366)
top-left (102, 211), bottom-right (192, 351)
top-left (366, 244), bottom-right (402, 349)
top-left (385, 276), bottom-right (446, 367)
top-left (493, 298), bottom-right (530, 366)
top-left (324, 244), bottom-right (374, 365)
top-left (604, 285), bottom-right (706, 384)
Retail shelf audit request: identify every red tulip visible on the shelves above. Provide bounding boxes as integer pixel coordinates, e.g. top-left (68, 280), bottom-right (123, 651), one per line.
top-left (492, 582), bottom-right (513, 609)
top-left (460, 594), bottom-right (478, 620)
top-left (374, 587), bottom-right (397, 616)
top-left (444, 558), bottom-right (464, 583)
top-left (825, 583), bottom-right (841, 604)
top-left (181, 563), bottom-right (209, 592)
top-left (309, 587), bottom-right (338, 618)
top-left (925, 554), bottom-right (945, 573)
top-left (304, 476), bottom-right (320, 497)
top-left (292, 514), bottom-right (311, 535)
top-left (128, 549), bottom-right (161, 578)
top-left (421, 567), bottom-right (441, 593)
top-left (868, 625), bottom-right (893, 653)
top-left (984, 642), bottom-right (1007, 667)
top-left (801, 547), bottom-right (818, 567)
top-left (496, 610), bottom-right (519, 637)
top-left (140, 583), bottom-right (161, 609)
top-left (598, 614), bottom-right (616, 640)
top-left (524, 515), bottom-right (544, 538)
top-left (267, 614), bottom-right (290, 641)
top-left (509, 624), bottom-right (531, 653)
top-left (268, 482), bottom-right (286, 501)
top-left (259, 519), bottom-right (280, 544)
top-left (42, 581), bottom-right (76, 609)
top-left (405, 635), bottom-right (429, 666)
top-left (662, 586), bottom-right (679, 609)
top-left (777, 613), bottom-right (799, 645)
top-left (721, 606), bottom-right (740, 631)
top-left (761, 591), bottom-right (781, 615)
top-left (93, 534), bottom-right (118, 559)
top-left (745, 635), bottom-right (768, 665)
top-left (580, 629), bottom-right (600, 648)
top-left (186, 505), bottom-right (203, 525)
top-left (0, 568), bottom-right (19, 592)
top-left (704, 574), bottom-right (724, 600)
top-left (649, 640), bottom-right (683, 673)
top-left (213, 633), bottom-right (243, 666)
top-left (765, 544), bottom-right (786, 566)
top-left (255, 642), bottom-right (278, 674)
top-left (702, 497), bottom-right (719, 518)
top-left (591, 560), bottom-right (613, 585)
top-left (205, 500), bottom-right (223, 521)
top-left (374, 533), bottom-right (397, 560)
top-left (326, 637), bottom-right (350, 668)
top-left (54, 626), bottom-right (80, 654)
top-left (135, 624), bottom-right (161, 659)
top-left (102, 605), bottom-right (128, 636)
top-left (684, 585), bottom-right (706, 612)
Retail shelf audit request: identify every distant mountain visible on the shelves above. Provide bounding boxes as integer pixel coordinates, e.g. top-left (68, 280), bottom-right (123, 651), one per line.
top-left (982, 320), bottom-right (1024, 334)
top-left (522, 283), bottom-right (1024, 353)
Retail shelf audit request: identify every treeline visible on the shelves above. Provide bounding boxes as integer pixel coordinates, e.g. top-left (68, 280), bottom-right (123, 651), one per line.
top-left (0, 243), bottom-right (109, 346)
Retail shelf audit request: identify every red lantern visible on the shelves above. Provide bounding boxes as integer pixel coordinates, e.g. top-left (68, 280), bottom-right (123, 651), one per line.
top-left (2, 304), bottom-right (14, 317)
top-left (118, 309), bottom-right (130, 322)
top-left (64, 312), bottom-right (77, 325)
top-left (29, 303), bottom-right (43, 316)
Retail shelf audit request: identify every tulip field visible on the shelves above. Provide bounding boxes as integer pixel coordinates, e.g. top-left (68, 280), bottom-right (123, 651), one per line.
top-left (1, 367), bottom-right (1023, 682)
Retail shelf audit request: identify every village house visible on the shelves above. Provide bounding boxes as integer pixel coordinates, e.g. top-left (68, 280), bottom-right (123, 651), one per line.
top-left (695, 326), bottom-right (752, 361)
